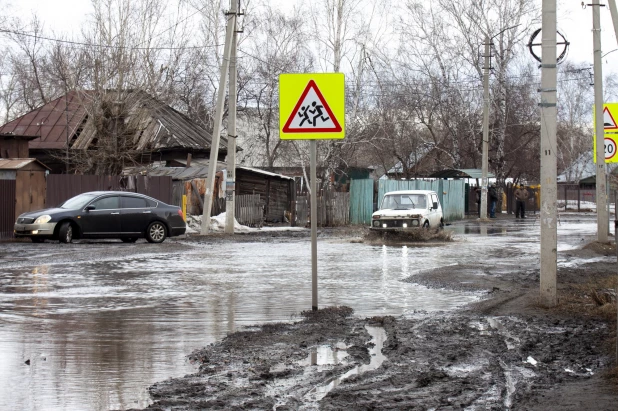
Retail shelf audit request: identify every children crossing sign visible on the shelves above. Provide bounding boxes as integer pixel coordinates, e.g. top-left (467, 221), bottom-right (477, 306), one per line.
top-left (593, 103), bottom-right (618, 163)
top-left (279, 73), bottom-right (345, 140)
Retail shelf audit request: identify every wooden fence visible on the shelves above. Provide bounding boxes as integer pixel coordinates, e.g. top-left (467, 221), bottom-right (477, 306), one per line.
top-left (294, 190), bottom-right (350, 227)
top-left (235, 194), bottom-right (263, 227)
top-left (296, 196), bottom-right (309, 227)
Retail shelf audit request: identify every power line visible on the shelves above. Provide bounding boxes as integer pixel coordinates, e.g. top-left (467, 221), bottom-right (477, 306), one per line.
top-left (0, 28), bottom-right (222, 51)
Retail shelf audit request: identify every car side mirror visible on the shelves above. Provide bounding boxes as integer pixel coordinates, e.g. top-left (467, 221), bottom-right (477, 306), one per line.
top-left (432, 202), bottom-right (438, 210)
top-left (85, 205), bottom-right (95, 211)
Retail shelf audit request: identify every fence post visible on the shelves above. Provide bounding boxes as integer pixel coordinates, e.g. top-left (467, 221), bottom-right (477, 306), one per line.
top-left (577, 185), bottom-right (581, 212)
top-left (182, 195), bottom-right (187, 221)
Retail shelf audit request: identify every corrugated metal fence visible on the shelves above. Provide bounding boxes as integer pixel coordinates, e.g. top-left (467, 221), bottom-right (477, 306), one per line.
top-left (377, 179), bottom-right (465, 222)
top-left (0, 179), bottom-right (16, 239)
top-left (46, 175), bottom-right (173, 206)
top-left (349, 179), bottom-right (374, 225)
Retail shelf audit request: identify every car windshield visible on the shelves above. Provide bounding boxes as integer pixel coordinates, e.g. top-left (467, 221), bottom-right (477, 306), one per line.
top-left (59, 193), bottom-right (98, 210)
top-left (381, 194), bottom-right (427, 210)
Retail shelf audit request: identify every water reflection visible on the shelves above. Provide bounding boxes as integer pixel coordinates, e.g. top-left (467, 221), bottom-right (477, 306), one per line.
top-left (2, 215), bottom-right (601, 411)
top-left (304, 325), bottom-right (387, 403)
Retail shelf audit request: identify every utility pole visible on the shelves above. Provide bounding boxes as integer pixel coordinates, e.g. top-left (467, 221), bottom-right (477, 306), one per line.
top-left (593, 0), bottom-right (609, 243)
top-left (480, 35), bottom-right (490, 220)
top-left (609, 0), bottom-right (618, 44)
top-left (539, 0), bottom-right (558, 307)
top-left (225, 0), bottom-right (239, 234)
top-left (201, 1), bottom-right (237, 234)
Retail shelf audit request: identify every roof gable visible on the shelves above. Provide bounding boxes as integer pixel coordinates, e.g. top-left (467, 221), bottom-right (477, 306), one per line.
top-left (0, 90), bottom-right (223, 154)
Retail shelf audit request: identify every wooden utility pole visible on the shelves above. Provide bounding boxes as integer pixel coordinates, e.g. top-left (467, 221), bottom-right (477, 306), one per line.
top-left (225, 0), bottom-right (239, 234)
top-left (539, 0), bottom-right (558, 307)
top-left (201, 1), bottom-right (237, 234)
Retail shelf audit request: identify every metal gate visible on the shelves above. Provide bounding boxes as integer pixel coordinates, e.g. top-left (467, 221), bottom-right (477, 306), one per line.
top-left (0, 179), bottom-right (16, 239)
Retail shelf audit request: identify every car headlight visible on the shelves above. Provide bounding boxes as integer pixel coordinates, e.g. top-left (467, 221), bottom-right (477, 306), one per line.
top-left (34, 215), bottom-right (52, 224)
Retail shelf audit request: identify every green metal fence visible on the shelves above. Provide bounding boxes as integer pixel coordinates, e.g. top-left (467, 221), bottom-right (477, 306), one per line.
top-left (349, 179), bottom-right (465, 224)
top-left (349, 179), bottom-right (374, 225)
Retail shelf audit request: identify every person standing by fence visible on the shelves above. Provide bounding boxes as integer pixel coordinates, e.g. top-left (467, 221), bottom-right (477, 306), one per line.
top-left (475, 187), bottom-right (481, 218)
top-left (488, 184), bottom-right (498, 218)
top-left (514, 184), bottom-right (529, 218)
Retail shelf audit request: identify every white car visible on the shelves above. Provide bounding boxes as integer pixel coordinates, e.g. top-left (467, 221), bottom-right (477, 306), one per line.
top-left (371, 190), bottom-right (444, 230)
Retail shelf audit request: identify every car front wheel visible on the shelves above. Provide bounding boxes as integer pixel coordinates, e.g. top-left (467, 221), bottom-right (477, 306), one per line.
top-left (423, 220), bottom-right (430, 228)
top-left (59, 222), bottom-right (73, 243)
top-left (146, 222), bottom-right (166, 243)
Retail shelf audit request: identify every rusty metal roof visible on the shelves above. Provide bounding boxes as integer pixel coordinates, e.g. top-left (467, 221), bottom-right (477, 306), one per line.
top-left (0, 90), bottom-right (224, 154)
top-left (0, 158), bottom-right (51, 170)
top-left (0, 91), bottom-right (88, 150)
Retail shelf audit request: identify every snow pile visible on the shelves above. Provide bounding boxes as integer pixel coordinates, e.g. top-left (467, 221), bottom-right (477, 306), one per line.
top-left (185, 213), bottom-right (257, 234)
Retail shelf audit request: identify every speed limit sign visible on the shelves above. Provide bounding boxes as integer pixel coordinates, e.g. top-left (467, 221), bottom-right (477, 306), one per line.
top-left (605, 137), bottom-right (617, 161)
top-left (593, 134), bottom-right (618, 163)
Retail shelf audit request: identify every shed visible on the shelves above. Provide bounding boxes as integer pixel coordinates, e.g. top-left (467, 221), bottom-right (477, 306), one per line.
top-left (125, 162), bottom-right (295, 224)
top-left (0, 159), bottom-right (50, 239)
top-left (236, 166), bottom-right (295, 223)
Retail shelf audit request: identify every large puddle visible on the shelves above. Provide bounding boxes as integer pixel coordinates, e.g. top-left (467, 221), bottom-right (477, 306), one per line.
top-left (0, 213), bottom-right (610, 410)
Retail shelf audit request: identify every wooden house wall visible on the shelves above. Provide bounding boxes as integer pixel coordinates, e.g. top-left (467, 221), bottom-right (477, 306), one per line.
top-left (0, 139), bottom-right (30, 158)
top-left (236, 169), bottom-right (292, 223)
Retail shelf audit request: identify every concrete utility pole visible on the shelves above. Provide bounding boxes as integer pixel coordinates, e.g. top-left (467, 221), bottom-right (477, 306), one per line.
top-left (201, 2), bottom-right (237, 234)
top-left (225, 0), bottom-right (239, 234)
top-left (480, 35), bottom-right (491, 220)
top-left (593, 0), bottom-right (609, 243)
top-left (609, 0), bottom-right (618, 44)
top-left (539, 0), bottom-right (558, 307)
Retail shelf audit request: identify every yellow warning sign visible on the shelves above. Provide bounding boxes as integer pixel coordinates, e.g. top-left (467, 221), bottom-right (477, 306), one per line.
top-left (593, 103), bottom-right (618, 163)
top-left (279, 73), bottom-right (345, 140)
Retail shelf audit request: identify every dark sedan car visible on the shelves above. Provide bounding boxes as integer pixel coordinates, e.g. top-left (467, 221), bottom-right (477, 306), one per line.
top-left (14, 191), bottom-right (186, 243)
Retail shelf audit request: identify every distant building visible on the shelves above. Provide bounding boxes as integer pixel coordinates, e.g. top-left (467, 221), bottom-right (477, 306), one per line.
top-left (0, 90), bottom-right (232, 174)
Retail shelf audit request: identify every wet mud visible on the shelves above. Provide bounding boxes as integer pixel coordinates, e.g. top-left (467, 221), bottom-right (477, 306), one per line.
top-left (135, 231), bottom-right (618, 410)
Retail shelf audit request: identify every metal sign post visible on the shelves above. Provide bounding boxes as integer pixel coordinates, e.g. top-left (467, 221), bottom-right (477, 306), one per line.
top-left (279, 73), bottom-right (345, 311)
top-left (310, 140), bottom-right (318, 310)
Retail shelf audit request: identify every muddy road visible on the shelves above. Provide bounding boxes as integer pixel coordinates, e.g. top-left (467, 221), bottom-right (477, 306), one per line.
top-left (1, 213), bottom-right (617, 410)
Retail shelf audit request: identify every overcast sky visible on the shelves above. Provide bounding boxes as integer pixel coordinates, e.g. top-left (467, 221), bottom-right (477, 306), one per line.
top-left (9, 0), bottom-right (618, 72)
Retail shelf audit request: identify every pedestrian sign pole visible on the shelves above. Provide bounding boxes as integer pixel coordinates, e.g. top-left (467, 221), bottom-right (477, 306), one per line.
top-left (280, 73), bottom-right (345, 311)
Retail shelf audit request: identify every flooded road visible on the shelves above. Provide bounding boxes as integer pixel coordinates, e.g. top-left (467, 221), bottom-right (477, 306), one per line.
top-left (0, 213), bottom-right (607, 410)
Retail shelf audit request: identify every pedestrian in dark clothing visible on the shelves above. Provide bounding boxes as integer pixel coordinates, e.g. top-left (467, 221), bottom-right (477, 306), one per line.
top-left (488, 184), bottom-right (498, 218)
top-left (474, 187), bottom-right (481, 217)
top-left (514, 184), bottom-right (529, 218)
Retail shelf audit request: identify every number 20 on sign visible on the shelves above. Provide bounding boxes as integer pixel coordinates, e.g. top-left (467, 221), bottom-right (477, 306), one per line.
top-left (593, 103), bottom-right (618, 163)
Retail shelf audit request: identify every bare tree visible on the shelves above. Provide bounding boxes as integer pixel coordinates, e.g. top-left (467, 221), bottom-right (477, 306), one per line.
top-left (239, 5), bottom-right (313, 168)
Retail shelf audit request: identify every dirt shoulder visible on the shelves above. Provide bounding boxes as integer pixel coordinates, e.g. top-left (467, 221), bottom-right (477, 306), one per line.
top-left (133, 233), bottom-right (618, 410)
